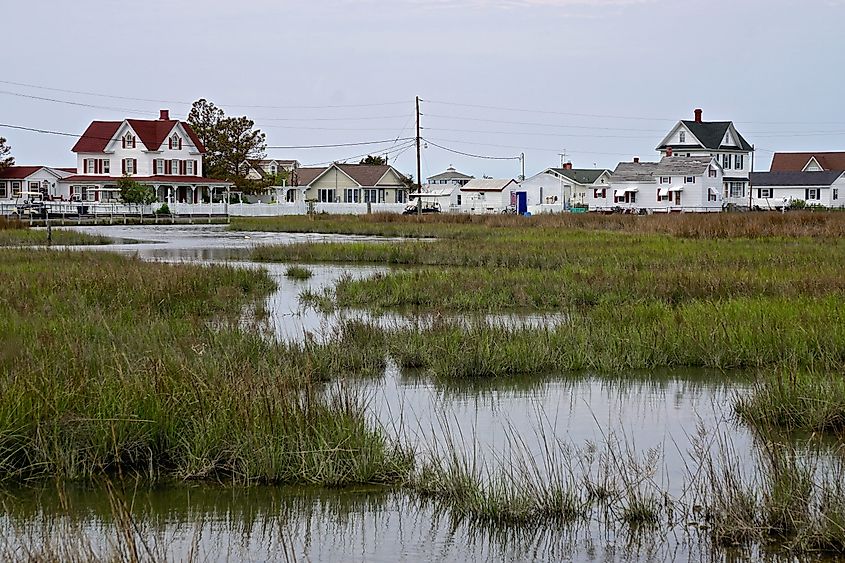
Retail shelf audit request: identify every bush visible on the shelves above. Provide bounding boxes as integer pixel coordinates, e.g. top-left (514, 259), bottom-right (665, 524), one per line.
top-left (155, 203), bottom-right (171, 215)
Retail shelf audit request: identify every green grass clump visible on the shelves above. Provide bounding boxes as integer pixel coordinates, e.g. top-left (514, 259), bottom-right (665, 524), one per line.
top-left (736, 372), bottom-right (845, 435)
top-left (0, 250), bottom-right (410, 485)
top-left (0, 226), bottom-right (110, 246)
top-left (284, 265), bottom-right (313, 280)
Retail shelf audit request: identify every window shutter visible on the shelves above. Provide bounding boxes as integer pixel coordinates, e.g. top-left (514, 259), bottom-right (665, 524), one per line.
top-left (805, 189), bottom-right (809, 200)
top-left (179, 138), bottom-right (183, 150)
top-left (168, 138), bottom-right (172, 150)
top-left (122, 159), bottom-right (126, 174)
top-left (133, 159), bottom-right (137, 175)
top-left (166, 161), bottom-right (171, 175)
top-left (194, 160), bottom-right (198, 176)
top-left (153, 159), bottom-right (158, 175)
top-left (179, 161), bottom-right (185, 175)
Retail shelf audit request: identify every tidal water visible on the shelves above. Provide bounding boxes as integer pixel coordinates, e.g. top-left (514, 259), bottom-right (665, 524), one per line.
top-left (6, 225), bottom-right (830, 562)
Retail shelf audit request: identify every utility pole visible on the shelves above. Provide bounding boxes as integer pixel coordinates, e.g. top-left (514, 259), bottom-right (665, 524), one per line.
top-left (416, 96), bottom-right (422, 215)
top-left (749, 144), bottom-right (755, 209)
top-left (520, 153), bottom-right (525, 181)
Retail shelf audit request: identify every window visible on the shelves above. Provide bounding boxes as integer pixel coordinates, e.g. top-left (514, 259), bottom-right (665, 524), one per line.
top-left (124, 159), bottom-right (136, 175)
top-left (456, 194), bottom-right (462, 205)
top-left (660, 177), bottom-right (671, 184)
top-left (169, 134), bottom-right (181, 150)
top-left (156, 160), bottom-right (165, 175)
top-left (679, 131), bottom-right (686, 143)
top-left (629, 192), bottom-right (637, 204)
top-left (186, 161), bottom-right (195, 175)
top-left (364, 188), bottom-right (384, 203)
top-left (709, 167), bottom-right (717, 178)
top-left (758, 188), bottom-right (773, 199)
top-left (123, 133), bottom-right (136, 149)
top-left (270, 165), bottom-right (278, 175)
top-left (735, 154), bottom-right (744, 170)
top-left (722, 154), bottom-right (731, 169)
top-left (0, 182), bottom-right (5, 198)
top-left (685, 176), bottom-right (695, 184)
top-left (729, 182), bottom-right (744, 198)
top-left (11, 181), bottom-right (21, 195)
top-left (344, 188), bottom-right (360, 203)
top-left (86, 159), bottom-right (95, 174)
top-left (835, 189), bottom-right (839, 200)
top-left (806, 188), bottom-right (820, 201)
top-left (674, 191), bottom-right (682, 205)
top-left (317, 188), bottom-right (335, 203)
top-left (171, 159), bottom-right (179, 175)
top-left (101, 159), bottom-right (110, 174)
top-left (708, 190), bottom-right (717, 202)
top-left (396, 190), bottom-right (407, 204)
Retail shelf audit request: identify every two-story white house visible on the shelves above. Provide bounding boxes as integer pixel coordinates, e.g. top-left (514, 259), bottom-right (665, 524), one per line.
top-left (656, 109), bottom-right (753, 207)
top-left (59, 110), bottom-right (231, 203)
top-left (606, 156), bottom-right (724, 213)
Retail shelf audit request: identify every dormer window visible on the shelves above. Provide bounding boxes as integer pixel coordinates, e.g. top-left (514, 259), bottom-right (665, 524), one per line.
top-left (169, 134), bottom-right (182, 150)
top-left (122, 133), bottom-right (136, 149)
top-left (679, 131), bottom-right (686, 143)
top-left (270, 165), bottom-right (278, 175)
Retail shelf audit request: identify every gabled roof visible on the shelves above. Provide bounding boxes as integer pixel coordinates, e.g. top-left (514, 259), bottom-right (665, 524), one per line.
top-left (460, 178), bottom-right (519, 192)
top-left (72, 119), bottom-right (206, 154)
top-left (770, 152), bottom-right (845, 172)
top-left (749, 171), bottom-right (844, 187)
top-left (658, 121), bottom-right (753, 152)
top-left (548, 168), bottom-right (609, 185)
top-left (337, 164), bottom-right (406, 186)
top-left (611, 162), bottom-right (660, 182)
top-left (293, 167), bottom-right (326, 186)
top-left (0, 166), bottom-right (72, 180)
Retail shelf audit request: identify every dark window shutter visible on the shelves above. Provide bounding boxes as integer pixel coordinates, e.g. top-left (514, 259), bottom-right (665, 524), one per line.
top-left (121, 159), bottom-right (126, 174)
top-left (166, 161), bottom-right (171, 175)
top-left (180, 161), bottom-right (185, 175)
top-left (179, 138), bottom-right (183, 150)
top-left (153, 159), bottom-right (158, 175)
top-left (133, 159), bottom-right (137, 174)
top-left (805, 189), bottom-right (809, 200)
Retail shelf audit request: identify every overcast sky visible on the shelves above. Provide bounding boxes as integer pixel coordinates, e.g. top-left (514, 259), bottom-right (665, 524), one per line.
top-left (3, 0), bottom-right (844, 179)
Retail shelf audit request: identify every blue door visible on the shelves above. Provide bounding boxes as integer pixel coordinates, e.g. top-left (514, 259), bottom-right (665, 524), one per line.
top-left (516, 192), bottom-right (528, 214)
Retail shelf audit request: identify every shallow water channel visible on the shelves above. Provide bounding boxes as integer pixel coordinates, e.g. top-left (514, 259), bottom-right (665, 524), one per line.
top-left (5, 225), bottom-right (833, 561)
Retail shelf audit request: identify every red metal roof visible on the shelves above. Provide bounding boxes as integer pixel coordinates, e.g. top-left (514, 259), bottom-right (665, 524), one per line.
top-left (0, 166), bottom-right (44, 179)
top-left (71, 119), bottom-right (206, 154)
top-left (62, 175), bottom-right (230, 185)
top-left (770, 152), bottom-right (845, 172)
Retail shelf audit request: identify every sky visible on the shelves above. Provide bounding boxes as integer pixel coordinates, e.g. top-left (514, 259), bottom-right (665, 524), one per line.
top-left (3, 0), bottom-right (844, 180)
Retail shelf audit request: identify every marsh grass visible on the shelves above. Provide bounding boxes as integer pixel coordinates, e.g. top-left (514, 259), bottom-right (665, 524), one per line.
top-left (284, 265), bottom-right (314, 280)
top-left (0, 227), bottom-right (111, 246)
top-left (0, 250), bottom-right (411, 485)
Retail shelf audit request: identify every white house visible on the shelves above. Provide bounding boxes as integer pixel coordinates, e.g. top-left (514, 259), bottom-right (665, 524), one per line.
top-left (0, 166), bottom-right (74, 201)
top-left (427, 165), bottom-right (474, 187)
top-left (458, 178), bottom-right (521, 213)
top-left (244, 159), bottom-right (299, 185)
top-left (61, 110), bottom-right (231, 203)
top-left (605, 156), bottom-right (724, 213)
top-left (656, 109), bottom-right (753, 207)
top-left (293, 163), bottom-right (409, 205)
top-left (520, 163), bottom-right (612, 211)
top-left (749, 171), bottom-right (845, 209)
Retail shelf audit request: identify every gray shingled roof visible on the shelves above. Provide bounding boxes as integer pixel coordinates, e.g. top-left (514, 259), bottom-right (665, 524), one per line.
top-left (750, 171), bottom-right (844, 187)
top-left (428, 166), bottom-right (474, 182)
top-left (611, 162), bottom-right (659, 182)
top-left (549, 168), bottom-right (608, 184)
top-left (658, 121), bottom-right (753, 152)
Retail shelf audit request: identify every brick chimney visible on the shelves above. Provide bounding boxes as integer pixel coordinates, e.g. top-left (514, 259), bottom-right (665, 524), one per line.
top-left (666, 147), bottom-right (673, 157)
top-left (633, 157), bottom-right (640, 163)
top-left (694, 108), bottom-right (703, 123)
top-left (563, 162), bottom-right (573, 170)
top-left (159, 109), bottom-right (170, 120)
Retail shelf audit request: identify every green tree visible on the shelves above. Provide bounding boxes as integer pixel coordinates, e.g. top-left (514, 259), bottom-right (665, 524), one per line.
top-left (360, 155), bottom-right (387, 165)
top-left (188, 99), bottom-right (266, 188)
top-left (118, 175), bottom-right (156, 208)
top-left (0, 137), bottom-right (14, 174)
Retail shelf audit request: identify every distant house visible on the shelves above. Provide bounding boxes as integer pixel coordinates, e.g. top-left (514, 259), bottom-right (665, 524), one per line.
top-left (769, 152), bottom-right (845, 173)
top-left (520, 163), bottom-right (611, 209)
top-left (244, 159), bottom-right (299, 185)
top-left (0, 166), bottom-right (74, 200)
top-left (749, 171), bottom-right (845, 209)
top-left (427, 166), bottom-right (474, 187)
top-left (606, 156), bottom-right (724, 213)
top-left (293, 163), bottom-right (409, 204)
top-left (63, 110), bottom-right (231, 203)
top-left (458, 178), bottom-right (521, 213)
top-left (656, 109), bottom-right (753, 207)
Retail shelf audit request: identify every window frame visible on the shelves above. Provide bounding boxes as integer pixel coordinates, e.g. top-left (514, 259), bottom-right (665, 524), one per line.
top-left (317, 188), bottom-right (336, 203)
top-left (0, 181), bottom-right (6, 199)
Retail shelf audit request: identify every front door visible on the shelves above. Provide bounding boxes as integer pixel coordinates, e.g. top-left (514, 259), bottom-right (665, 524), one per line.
top-left (674, 191), bottom-right (681, 206)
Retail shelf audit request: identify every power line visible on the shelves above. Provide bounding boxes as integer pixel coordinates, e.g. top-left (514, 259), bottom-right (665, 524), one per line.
top-left (423, 138), bottom-right (521, 161)
top-left (424, 126), bottom-right (656, 140)
top-left (0, 79), bottom-right (409, 110)
top-left (0, 121), bottom-right (415, 151)
top-left (301, 139), bottom-right (416, 167)
top-left (424, 99), bottom-right (676, 122)
top-left (424, 113), bottom-right (665, 133)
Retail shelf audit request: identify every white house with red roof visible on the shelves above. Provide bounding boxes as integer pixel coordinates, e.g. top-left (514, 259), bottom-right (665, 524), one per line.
top-left (0, 166), bottom-right (74, 200)
top-left (60, 110), bottom-right (231, 203)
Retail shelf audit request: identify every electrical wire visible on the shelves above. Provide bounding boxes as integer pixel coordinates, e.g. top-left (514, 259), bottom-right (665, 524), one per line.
top-left (422, 139), bottom-right (521, 160)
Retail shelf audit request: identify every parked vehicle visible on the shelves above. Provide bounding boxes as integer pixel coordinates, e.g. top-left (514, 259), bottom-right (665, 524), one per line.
top-left (402, 202), bottom-right (441, 215)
